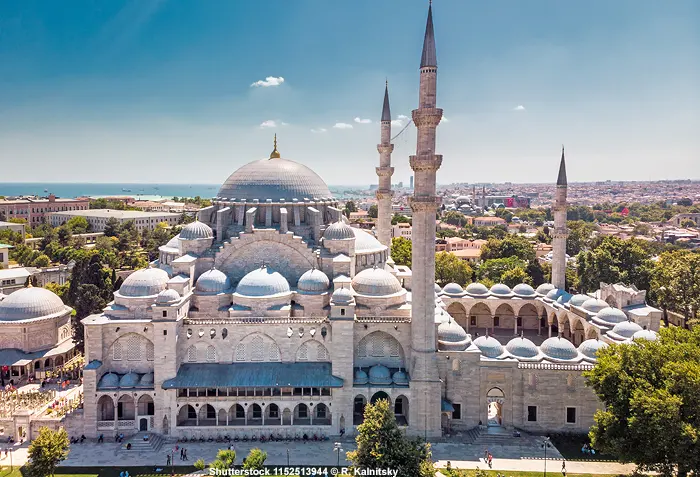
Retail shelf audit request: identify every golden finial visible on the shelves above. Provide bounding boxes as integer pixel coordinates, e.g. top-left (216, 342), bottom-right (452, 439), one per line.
top-left (27, 281), bottom-right (33, 288)
top-left (269, 134), bottom-right (281, 159)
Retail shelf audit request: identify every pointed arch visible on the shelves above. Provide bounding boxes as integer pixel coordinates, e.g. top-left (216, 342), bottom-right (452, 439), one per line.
top-left (295, 340), bottom-right (331, 362)
top-left (355, 331), bottom-right (405, 368)
top-left (233, 332), bottom-right (282, 362)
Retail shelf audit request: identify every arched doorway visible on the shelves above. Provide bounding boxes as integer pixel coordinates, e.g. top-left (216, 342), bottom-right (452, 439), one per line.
top-left (487, 387), bottom-right (505, 427)
top-left (97, 395), bottom-right (114, 421)
top-left (117, 395), bottom-right (135, 421)
top-left (139, 418), bottom-right (148, 431)
top-left (370, 391), bottom-right (390, 405)
top-left (137, 395), bottom-right (154, 416)
top-left (353, 395), bottom-right (367, 425)
top-left (163, 415), bottom-right (170, 435)
top-left (394, 395), bottom-right (409, 426)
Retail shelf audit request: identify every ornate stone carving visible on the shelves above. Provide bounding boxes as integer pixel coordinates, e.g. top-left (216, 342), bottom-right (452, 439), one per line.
top-left (412, 108), bottom-right (443, 128)
top-left (409, 155), bottom-right (443, 172)
top-left (409, 196), bottom-right (442, 212)
top-left (376, 144), bottom-right (394, 154)
top-left (375, 167), bottom-right (395, 177)
top-left (375, 190), bottom-right (395, 200)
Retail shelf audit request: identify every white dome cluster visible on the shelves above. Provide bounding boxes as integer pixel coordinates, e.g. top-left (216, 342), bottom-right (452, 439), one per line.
top-left (0, 286), bottom-right (68, 322)
top-left (351, 267), bottom-right (402, 297)
top-left (119, 268), bottom-right (170, 297)
top-left (196, 269), bottom-right (232, 294)
top-left (180, 221), bottom-right (213, 240)
top-left (235, 266), bottom-right (291, 297)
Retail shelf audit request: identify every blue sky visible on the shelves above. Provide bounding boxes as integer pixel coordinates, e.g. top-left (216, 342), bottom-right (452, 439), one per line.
top-left (1, 0), bottom-right (698, 185)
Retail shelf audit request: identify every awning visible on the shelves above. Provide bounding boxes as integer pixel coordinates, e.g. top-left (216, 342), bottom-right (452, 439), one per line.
top-left (162, 362), bottom-right (344, 389)
top-left (441, 398), bottom-right (454, 413)
top-left (0, 340), bottom-right (76, 367)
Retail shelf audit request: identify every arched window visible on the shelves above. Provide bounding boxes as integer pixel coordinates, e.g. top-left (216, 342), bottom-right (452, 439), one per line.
top-left (146, 341), bottom-right (154, 362)
top-left (206, 345), bottom-right (217, 362)
top-left (126, 335), bottom-right (141, 361)
top-left (316, 343), bottom-right (329, 361)
top-left (235, 343), bottom-right (245, 361)
top-left (357, 340), bottom-right (367, 358)
top-left (269, 345), bottom-right (280, 361)
top-left (370, 335), bottom-right (385, 357)
top-left (187, 345), bottom-right (198, 363)
top-left (113, 342), bottom-right (123, 361)
top-left (250, 336), bottom-right (264, 361)
top-left (297, 343), bottom-right (309, 361)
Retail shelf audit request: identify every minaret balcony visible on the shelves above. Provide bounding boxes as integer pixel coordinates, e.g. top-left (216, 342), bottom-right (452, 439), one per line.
top-left (411, 108), bottom-right (443, 128)
top-left (409, 155), bottom-right (443, 172)
top-left (377, 144), bottom-right (395, 154)
top-left (376, 167), bottom-right (395, 177)
top-left (409, 196), bottom-right (442, 212)
top-left (375, 190), bottom-right (395, 200)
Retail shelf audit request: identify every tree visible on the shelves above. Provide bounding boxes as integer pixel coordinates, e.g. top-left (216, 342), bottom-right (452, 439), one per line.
top-left (680, 219), bottom-right (697, 228)
top-left (368, 204), bottom-right (378, 219)
top-left (500, 266), bottom-right (531, 287)
top-left (391, 237), bottom-right (412, 267)
top-left (477, 256), bottom-right (527, 284)
top-left (346, 399), bottom-right (434, 477)
top-left (566, 221), bottom-right (597, 256)
top-left (435, 252), bottom-right (473, 287)
top-left (391, 214), bottom-right (411, 225)
top-left (65, 216), bottom-right (90, 234)
top-left (651, 250), bottom-right (700, 327)
top-left (103, 217), bottom-right (121, 237)
top-left (576, 237), bottom-right (654, 293)
top-left (584, 326), bottom-right (700, 476)
top-left (57, 226), bottom-right (72, 246)
top-left (242, 448), bottom-right (267, 470)
top-left (33, 254), bottom-right (51, 267)
top-left (25, 427), bottom-right (70, 477)
top-left (209, 449), bottom-right (236, 471)
top-left (343, 200), bottom-right (358, 218)
top-left (480, 235), bottom-right (535, 262)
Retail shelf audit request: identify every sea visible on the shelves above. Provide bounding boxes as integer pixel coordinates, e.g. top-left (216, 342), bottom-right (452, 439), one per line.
top-left (0, 183), bottom-right (363, 200)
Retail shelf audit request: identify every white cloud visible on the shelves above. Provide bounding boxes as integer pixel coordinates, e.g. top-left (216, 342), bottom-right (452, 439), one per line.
top-left (354, 117), bottom-right (372, 124)
top-left (397, 114), bottom-right (409, 120)
top-left (311, 128), bottom-right (327, 133)
top-left (280, 121), bottom-right (289, 126)
top-left (259, 120), bottom-right (277, 128)
top-left (513, 105), bottom-right (526, 111)
top-left (333, 122), bottom-right (353, 130)
top-left (250, 76), bottom-right (285, 87)
top-left (391, 119), bottom-right (404, 127)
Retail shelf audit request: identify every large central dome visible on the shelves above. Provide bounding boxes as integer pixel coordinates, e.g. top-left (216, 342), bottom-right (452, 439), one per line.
top-left (217, 156), bottom-right (333, 203)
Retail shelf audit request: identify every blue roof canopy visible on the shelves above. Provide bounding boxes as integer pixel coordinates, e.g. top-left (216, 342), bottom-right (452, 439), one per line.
top-left (162, 362), bottom-right (344, 389)
top-left (441, 398), bottom-right (454, 413)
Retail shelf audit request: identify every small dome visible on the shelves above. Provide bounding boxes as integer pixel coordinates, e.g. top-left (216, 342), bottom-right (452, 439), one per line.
top-left (0, 286), bottom-right (67, 322)
top-left (323, 221), bottom-right (355, 241)
top-left (331, 287), bottom-right (354, 305)
top-left (196, 269), bottom-right (232, 294)
top-left (119, 268), bottom-right (170, 297)
top-left (595, 307), bottom-right (627, 324)
top-left (392, 370), bottom-right (409, 385)
top-left (442, 283), bottom-right (464, 296)
top-left (582, 298), bottom-right (610, 314)
top-left (353, 369), bottom-right (369, 385)
top-left (536, 283), bottom-right (555, 295)
top-left (156, 288), bottom-right (180, 304)
top-left (473, 335), bottom-right (505, 358)
top-left (434, 307), bottom-right (451, 324)
top-left (556, 291), bottom-right (573, 304)
top-left (632, 329), bottom-right (658, 342)
top-left (119, 372), bottom-right (141, 388)
top-left (352, 228), bottom-right (385, 253)
top-left (368, 365), bottom-right (392, 385)
top-left (545, 288), bottom-right (565, 301)
top-left (235, 266), bottom-right (290, 297)
top-left (298, 269), bottom-right (330, 293)
top-left (98, 372), bottom-right (119, 388)
top-left (569, 294), bottom-right (590, 307)
top-left (139, 372), bottom-right (155, 387)
top-left (180, 220), bottom-right (213, 240)
top-left (490, 283), bottom-right (513, 297)
top-left (438, 320), bottom-right (468, 343)
top-left (512, 283), bottom-right (536, 297)
top-left (506, 336), bottom-right (539, 358)
top-left (465, 282), bottom-right (489, 297)
top-left (164, 234), bottom-right (180, 249)
top-left (578, 339), bottom-right (609, 359)
top-left (351, 267), bottom-right (402, 297)
top-left (610, 320), bottom-right (643, 339)
top-left (434, 283), bottom-right (442, 293)
top-left (541, 336), bottom-right (579, 360)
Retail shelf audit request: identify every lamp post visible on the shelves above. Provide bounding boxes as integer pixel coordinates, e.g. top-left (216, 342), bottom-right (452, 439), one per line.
top-left (542, 436), bottom-right (551, 477)
top-left (287, 448), bottom-right (290, 466)
top-left (334, 442), bottom-right (343, 466)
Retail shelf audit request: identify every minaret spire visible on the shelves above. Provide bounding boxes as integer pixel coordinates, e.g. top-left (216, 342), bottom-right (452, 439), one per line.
top-left (552, 146), bottom-right (570, 290)
top-left (557, 145), bottom-right (567, 186)
top-left (376, 81), bottom-right (395, 252)
top-left (420, 2), bottom-right (437, 68)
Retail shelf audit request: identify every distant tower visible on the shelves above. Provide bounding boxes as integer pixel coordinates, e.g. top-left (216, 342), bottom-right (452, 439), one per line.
top-left (482, 185), bottom-right (486, 209)
top-left (552, 146), bottom-right (569, 290)
top-left (410, 175), bottom-right (414, 189)
top-left (408, 1), bottom-right (442, 438)
top-left (376, 81), bottom-right (395, 251)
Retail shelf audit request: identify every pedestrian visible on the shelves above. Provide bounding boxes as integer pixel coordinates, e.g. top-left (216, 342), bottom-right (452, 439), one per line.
top-left (562, 460), bottom-right (566, 476)
top-left (119, 472), bottom-right (124, 477)
top-left (487, 453), bottom-right (493, 468)
top-left (484, 449), bottom-right (489, 462)
top-left (167, 454), bottom-right (171, 466)
top-left (184, 448), bottom-right (188, 461)
top-left (180, 448), bottom-right (184, 460)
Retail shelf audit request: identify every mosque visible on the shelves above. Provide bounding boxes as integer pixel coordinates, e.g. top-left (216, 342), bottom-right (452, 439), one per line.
top-left (0, 3), bottom-right (663, 440)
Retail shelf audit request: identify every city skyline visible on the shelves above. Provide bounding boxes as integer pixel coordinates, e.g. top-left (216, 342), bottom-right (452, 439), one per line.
top-left (1, 0), bottom-right (698, 184)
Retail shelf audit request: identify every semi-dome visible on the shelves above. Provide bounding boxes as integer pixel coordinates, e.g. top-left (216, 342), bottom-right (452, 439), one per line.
top-left (352, 228), bottom-right (385, 253)
top-left (368, 364), bottom-right (392, 385)
top-left (156, 288), bottom-right (180, 304)
top-left (442, 283), bottom-right (464, 296)
top-left (235, 266), bottom-right (290, 297)
top-left (353, 369), bottom-right (369, 385)
top-left (323, 221), bottom-right (355, 241)
top-left (196, 269), bottom-right (232, 294)
top-left (98, 373), bottom-right (119, 388)
top-left (506, 336), bottom-right (539, 358)
top-left (392, 370), bottom-right (409, 385)
top-left (217, 156), bottom-right (332, 202)
top-left (541, 336), bottom-right (579, 360)
top-left (569, 294), bottom-right (590, 307)
top-left (180, 221), bottom-right (213, 240)
top-left (331, 287), bottom-right (354, 305)
top-left (465, 282), bottom-right (489, 297)
top-left (139, 372), bottom-right (155, 387)
top-left (632, 328), bottom-right (658, 342)
top-left (119, 268), bottom-right (170, 297)
top-left (512, 283), bottom-right (536, 298)
top-left (473, 335), bottom-right (504, 358)
top-left (297, 269), bottom-right (330, 293)
top-left (351, 267), bottom-right (402, 297)
top-left (610, 320), bottom-right (643, 339)
top-left (595, 307), bottom-right (628, 324)
top-left (582, 298), bottom-right (610, 314)
top-left (0, 286), bottom-right (67, 322)
top-left (578, 339), bottom-right (609, 359)
top-left (490, 283), bottom-right (513, 297)
top-left (119, 372), bottom-right (141, 388)
top-left (160, 234), bottom-right (181, 252)
top-left (536, 283), bottom-right (555, 295)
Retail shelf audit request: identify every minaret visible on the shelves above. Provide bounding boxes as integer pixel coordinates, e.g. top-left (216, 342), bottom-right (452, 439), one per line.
top-left (551, 146), bottom-right (569, 290)
top-left (408, 1), bottom-right (442, 438)
top-left (376, 82), bottom-right (395, 251)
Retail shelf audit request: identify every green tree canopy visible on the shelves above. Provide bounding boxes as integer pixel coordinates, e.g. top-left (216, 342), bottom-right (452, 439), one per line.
top-left (368, 204), bottom-right (378, 219)
top-left (242, 448), bottom-right (267, 470)
top-left (478, 256), bottom-right (527, 284)
top-left (103, 217), bottom-right (121, 237)
top-left (209, 449), bottom-right (236, 471)
top-left (585, 326), bottom-right (700, 476)
top-left (346, 399), bottom-right (434, 477)
top-left (26, 427), bottom-right (70, 477)
top-left (651, 250), bottom-right (700, 326)
top-left (391, 237), bottom-right (412, 268)
top-left (480, 235), bottom-right (535, 262)
top-left (435, 252), bottom-right (473, 287)
top-left (576, 236), bottom-right (654, 293)
top-left (65, 216), bottom-right (90, 234)
top-left (391, 214), bottom-right (411, 225)
top-left (566, 221), bottom-right (598, 256)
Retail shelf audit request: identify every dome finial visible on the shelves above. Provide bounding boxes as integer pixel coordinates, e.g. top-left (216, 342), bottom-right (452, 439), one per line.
top-left (26, 281), bottom-right (33, 288)
top-left (269, 134), bottom-right (281, 159)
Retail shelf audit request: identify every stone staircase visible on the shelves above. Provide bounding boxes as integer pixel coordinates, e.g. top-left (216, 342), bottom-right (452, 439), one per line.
top-left (467, 426), bottom-right (552, 449)
top-left (120, 431), bottom-right (166, 453)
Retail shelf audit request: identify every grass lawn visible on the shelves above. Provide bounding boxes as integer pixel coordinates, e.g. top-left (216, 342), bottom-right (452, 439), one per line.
top-left (1, 465), bottom-right (197, 477)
